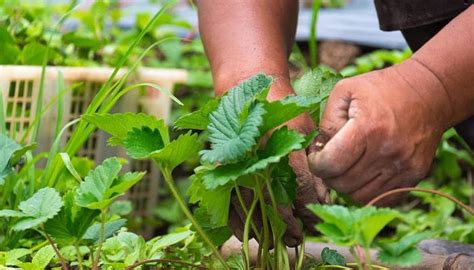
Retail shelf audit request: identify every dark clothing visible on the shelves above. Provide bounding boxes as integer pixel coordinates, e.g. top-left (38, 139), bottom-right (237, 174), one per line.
top-left (374, 0), bottom-right (474, 148)
top-left (374, 0), bottom-right (471, 31)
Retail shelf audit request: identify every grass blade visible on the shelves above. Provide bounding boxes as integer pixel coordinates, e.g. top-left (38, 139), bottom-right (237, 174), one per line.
top-left (43, 1), bottom-right (177, 186)
top-left (30, 4), bottom-right (78, 143)
top-left (0, 92), bottom-right (5, 135)
top-left (309, 0), bottom-right (321, 68)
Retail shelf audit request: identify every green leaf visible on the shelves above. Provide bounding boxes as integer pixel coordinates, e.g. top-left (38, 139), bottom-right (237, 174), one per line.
top-left (355, 207), bottom-right (399, 247)
top-left (188, 172), bottom-right (233, 227)
top-left (201, 102), bottom-right (266, 164)
top-left (0, 26), bottom-right (15, 44)
top-left (123, 127), bottom-right (164, 159)
top-left (377, 248), bottom-right (422, 267)
top-left (83, 219), bottom-right (127, 242)
top-left (308, 205), bottom-right (398, 248)
top-left (0, 188), bottom-right (63, 231)
top-left (321, 247), bottom-right (346, 266)
top-left (21, 42), bottom-right (48, 65)
top-left (192, 207), bottom-right (232, 245)
top-left (252, 127), bottom-right (305, 172)
top-left (0, 43), bottom-right (20, 64)
top-left (149, 230), bottom-right (193, 251)
top-left (0, 134), bottom-right (21, 184)
top-left (293, 67), bottom-right (341, 98)
top-left (201, 127), bottom-right (304, 189)
top-left (45, 192), bottom-right (99, 245)
top-left (378, 231), bottom-right (433, 256)
top-left (200, 74), bottom-right (272, 164)
top-left (31, 245), bottom-right (55, 269)
top-left (82, 113), bottom-right (169, 145)
top-left (260, 95), bottom-right (321, 133)
top-left (0, 209), bottom-right (27, 218)
top-left (150, 132), bottom-right (202, 171)
top-left (315, 223), bottom-right (348, 244)
top-left (62, 32), bottom-right (102, 49)
top-left (293, 67), bottom-right (342, 122)
top-left (75, 158), bottom-right (144, 210)
top-left (271, 157), bottom-right (297, 205)
top-left (60, 153), bottom-right (83, 182)
top-left (174, 99), bottom-right (219, 130)
top-left (5, 248), bottom-right (32, 266)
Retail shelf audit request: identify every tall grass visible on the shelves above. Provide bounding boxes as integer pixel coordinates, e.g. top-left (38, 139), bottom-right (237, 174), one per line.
top-left (309, 0), bottom-right (321, 68)
top-left (41, 1), bottom-right (177, 187)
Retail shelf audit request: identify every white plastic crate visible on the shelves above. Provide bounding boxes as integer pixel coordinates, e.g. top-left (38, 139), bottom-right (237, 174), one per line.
top-left (0, 65), bottom-right (187, 237)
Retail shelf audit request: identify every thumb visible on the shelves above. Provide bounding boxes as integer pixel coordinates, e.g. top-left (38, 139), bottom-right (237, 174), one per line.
top-left (308, 118), bottom-right (366, 179)
top-left (318, 81), bottom-right (352, 140)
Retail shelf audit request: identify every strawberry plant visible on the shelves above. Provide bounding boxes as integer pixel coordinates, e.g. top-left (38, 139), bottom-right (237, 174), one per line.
top-left (84, 72), bottom-right (338, 269)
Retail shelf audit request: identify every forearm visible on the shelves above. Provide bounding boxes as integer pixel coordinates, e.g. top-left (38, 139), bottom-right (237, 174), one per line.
top-left (400, 6), bottom-right (474, 129)
top-left (196, 0), bottom-right (298, 99)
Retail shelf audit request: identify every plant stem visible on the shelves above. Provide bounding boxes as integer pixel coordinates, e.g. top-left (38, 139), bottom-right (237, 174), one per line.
top-left (42, 230), bottom-right (69, 270)
top-left (75, 242), bottom-right (84, 270)
top-left (92, 210), bottom-right (107, 270)
top-left (349, 246), bottom-right (363, 270)
top-left (243, 195), bottom-right (258, 270)
top-left (125, 258), bottom-right (207, 270)
top-left (255, 178), bottom-right (269, 270)
top-left (30, 240), bottom-right (48, 252)
top-left (162, 169), bottom-right (229, 270)
top-left (366, 187), bottom-right (474, 215)
top-left (309, 0), bottom-right (321, 68)
top-left (263, 174), bottom-right (284, 269)
top-left (363, 246), bottom-right (373, 270)
top-left (235, 184), bottom-right (262, 241)
top-left (295, 235), bottom-right (305, 270)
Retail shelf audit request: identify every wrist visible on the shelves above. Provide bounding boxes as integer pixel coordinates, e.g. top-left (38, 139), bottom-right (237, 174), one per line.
top-left (394, 58), bottom-right (456, 131)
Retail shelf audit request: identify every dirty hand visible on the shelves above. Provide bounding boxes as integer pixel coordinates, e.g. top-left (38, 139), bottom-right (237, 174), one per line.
top-left (308, 59), bottom-right (453, 204)
top-left (229, 111), bottom-right (330, 247)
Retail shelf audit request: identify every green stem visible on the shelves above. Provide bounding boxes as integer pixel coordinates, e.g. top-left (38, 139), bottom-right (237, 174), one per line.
top-left (349, 246), bottom-right (363, 270)
top-left (235, 184), bottom-right (261, 241)
top-left (41, 229), bottom-right (69, 270)
top-left (92, 210), bottom-right (107, 270)
top-left (255, 178), bottom-right (269, 270)
top-left (162, 169), bottom-right (229, 270)
top-left (309, 0), bottom-right (321, 68)
top-left (75, 242), bottom-right (84, 270)
top-left (263, 175), bottom-right (280, 269)
top-left (295, 235), bottom-right (305, 270)
top-left (30, 240), bottom-right (48, 252)
top-left (364, 246), bottom-right (373, 270)
top-left (243, 195), bottom-right (258, 270)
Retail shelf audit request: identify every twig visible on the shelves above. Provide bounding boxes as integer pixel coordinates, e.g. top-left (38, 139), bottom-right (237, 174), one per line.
top-left (366, 187), bottom-right (474, 215)
top-left (43, 231), bottom-right (69, 270)
top-left (125, 258), bottom-right (207, 270)
top-left (92, 210), bottom-right (107, 269)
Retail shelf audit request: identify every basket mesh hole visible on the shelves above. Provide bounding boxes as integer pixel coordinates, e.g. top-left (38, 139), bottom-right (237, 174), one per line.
top-left (5, 80), bottom-right (34, 138)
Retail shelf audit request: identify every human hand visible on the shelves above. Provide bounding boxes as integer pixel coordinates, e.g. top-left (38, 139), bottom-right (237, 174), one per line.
top-left (308, 60), bottom-right (453, 205)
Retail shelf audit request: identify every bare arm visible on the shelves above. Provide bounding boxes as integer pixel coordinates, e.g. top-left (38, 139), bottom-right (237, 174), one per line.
top-left (196, 0), bottom-right (330, 246)
top-left (196, 0), bottom-right (298, 99)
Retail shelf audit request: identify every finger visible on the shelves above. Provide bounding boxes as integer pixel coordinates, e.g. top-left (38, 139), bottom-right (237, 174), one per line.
top-left (294, 180), bottom-right (328, 235)
top-left (228, 206), bottom-right (245, 241)
top-left (320, 152), bottom-right (390, 194)
top-left (308, 119), bottom-right (367, 179)
top-left (350, 175), bottom-right (413, 206)
top-left (277, 205), bottom-right (303, 247)
top-left (319, 82), bottom-right (352, 139)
